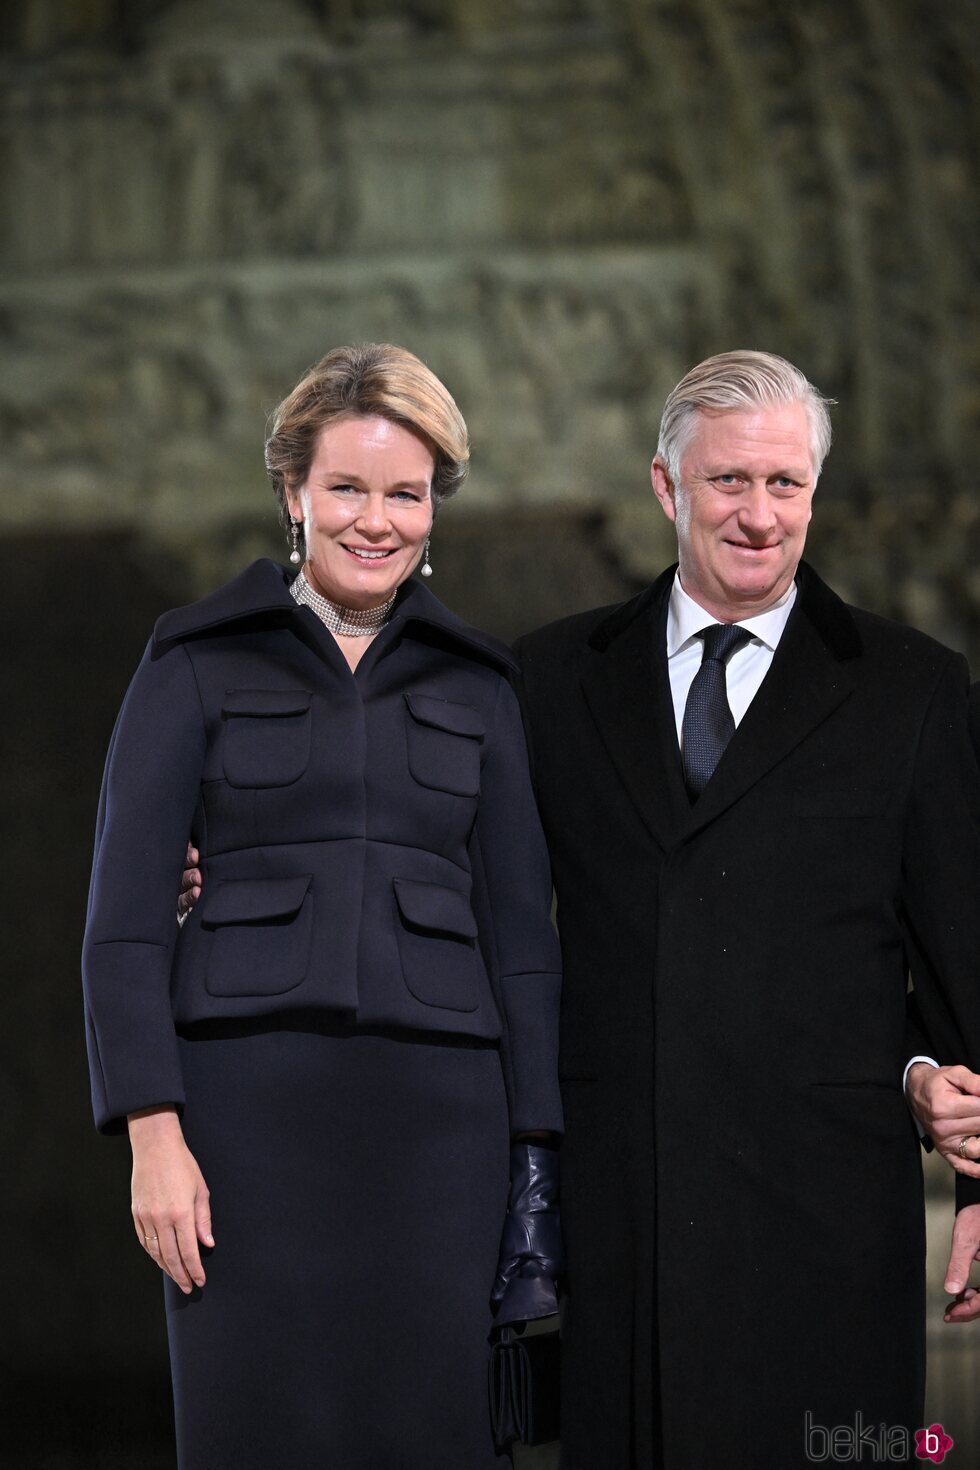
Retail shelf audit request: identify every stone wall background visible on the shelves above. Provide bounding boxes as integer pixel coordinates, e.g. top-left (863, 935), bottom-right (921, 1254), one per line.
top-left (2, 0), bottom-right (979, 646)
top-left (1, 1), bottom-right (978, 1464)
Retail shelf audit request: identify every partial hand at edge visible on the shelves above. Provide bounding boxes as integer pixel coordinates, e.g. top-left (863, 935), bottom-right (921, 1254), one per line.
top-left (178, 843), bottom-right (202, 919)
top-left (129, 1105), bottom-right (213, 1294)
top-left (944, 1202), bottom-right (980, 1322)
top-left (906, 1063), bottom-right (980, 1178)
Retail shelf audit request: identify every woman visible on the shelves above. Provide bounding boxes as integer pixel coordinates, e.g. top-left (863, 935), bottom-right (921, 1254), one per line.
top-left (82, 344), bottom-right (562, 1469)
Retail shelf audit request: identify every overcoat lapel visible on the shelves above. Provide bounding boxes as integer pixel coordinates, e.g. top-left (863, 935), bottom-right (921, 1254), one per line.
top-left (579, 569), bottom-right (690, 852)
top-left (580, 561), bottom-right (863, 851)
top-left (685, 563), bottom-right (861, 837)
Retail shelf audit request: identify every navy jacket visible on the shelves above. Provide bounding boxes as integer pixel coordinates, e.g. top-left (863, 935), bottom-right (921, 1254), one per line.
top-left (83, 560), bottom-right (562, 1135)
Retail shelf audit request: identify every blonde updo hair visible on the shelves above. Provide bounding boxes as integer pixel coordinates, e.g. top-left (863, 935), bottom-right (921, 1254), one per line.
top-left (265, 344), bottom-right (470, 529)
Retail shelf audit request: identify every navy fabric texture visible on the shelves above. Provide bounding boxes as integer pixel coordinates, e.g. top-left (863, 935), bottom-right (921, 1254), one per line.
top-left (82, 559), bottom-right (562, 1136)
top-left (167, 1021), bottom-right (510, 1470)
top-left (82, 560), bottom-right (563, 1466)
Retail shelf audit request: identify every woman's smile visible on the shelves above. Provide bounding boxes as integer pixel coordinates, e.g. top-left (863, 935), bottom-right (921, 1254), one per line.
top-left (287, 414), bottom-right (435, 611)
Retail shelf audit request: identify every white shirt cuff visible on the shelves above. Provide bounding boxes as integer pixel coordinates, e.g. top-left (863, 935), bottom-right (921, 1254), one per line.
top-left (904, 1055), bottom-right (939, 1142)
top-left (903, 1054), bottom-right (939, 1091)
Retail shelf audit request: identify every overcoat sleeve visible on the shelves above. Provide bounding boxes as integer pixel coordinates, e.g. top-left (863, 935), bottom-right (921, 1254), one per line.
top-left (472, 675), bottom-right (562, 1136)
top-left (901, 652), bottom-right (980, 1209)
top-left (82, 638), bottom-right (206, 1133)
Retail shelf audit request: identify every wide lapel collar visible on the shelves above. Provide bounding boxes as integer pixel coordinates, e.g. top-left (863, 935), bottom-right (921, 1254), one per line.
top-left (152, 562), bottom-right (518, 676)
top-left (153, 559), bottom-right (298, 646)
top-left (683, 561), bottom-right (862, 837)
top-left (391, 576), bottom-right (518, 673)
top-left (580, 566), bottom-right (691, 853)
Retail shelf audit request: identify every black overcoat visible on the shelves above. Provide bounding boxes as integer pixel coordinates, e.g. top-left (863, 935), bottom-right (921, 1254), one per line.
top-left (83, 558), bottom-right (562, 1136)
top-left (515, 562), bottom-right (980, 1470)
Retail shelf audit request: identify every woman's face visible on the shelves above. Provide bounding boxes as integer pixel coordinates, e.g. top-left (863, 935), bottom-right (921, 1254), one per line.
top-left (286, 414), bottom-right (435, 611)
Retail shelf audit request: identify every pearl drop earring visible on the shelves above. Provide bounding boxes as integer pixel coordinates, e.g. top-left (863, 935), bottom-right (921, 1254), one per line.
top-left (420, 538), bottom-right (433, 578)
top-left (289, 518), bottom-right (302, 565)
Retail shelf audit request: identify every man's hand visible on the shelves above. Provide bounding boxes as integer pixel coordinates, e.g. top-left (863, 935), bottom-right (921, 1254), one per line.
top-left (906, 1062), bottom-right (980, 1176)
top-left (944, 1202), bottom-right (980, 1322)
top-left (178, 843), bottom-right (202, 919)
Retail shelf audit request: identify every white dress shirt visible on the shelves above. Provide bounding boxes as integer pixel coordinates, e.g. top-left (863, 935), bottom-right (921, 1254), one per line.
top-left (664, 571), bottom-right (937, 1102)
top-left (666, 572), bottom-right (797, 744)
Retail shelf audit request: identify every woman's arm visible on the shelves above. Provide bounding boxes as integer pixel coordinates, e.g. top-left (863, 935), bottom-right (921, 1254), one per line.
top-left (83, 637), bottom-right (206, 1130)
top-left (474, 675), bottom-right (564, 1320)
top-left (472, 675), bottom-right (563, 1137)
top-left (83, 637), bottom-right (215, 1289)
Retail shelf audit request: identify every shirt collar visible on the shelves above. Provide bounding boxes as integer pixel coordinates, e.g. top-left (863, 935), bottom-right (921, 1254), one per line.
top-left (666, 572), bottom-right (798, 658)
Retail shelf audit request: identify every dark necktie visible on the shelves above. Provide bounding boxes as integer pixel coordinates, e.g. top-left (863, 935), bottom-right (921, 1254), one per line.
top-left (681, 623), bottom-right (753, 799)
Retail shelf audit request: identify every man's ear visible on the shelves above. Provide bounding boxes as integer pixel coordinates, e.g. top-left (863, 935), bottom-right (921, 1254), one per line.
top-left (651, 457), bottom-right (678, 525)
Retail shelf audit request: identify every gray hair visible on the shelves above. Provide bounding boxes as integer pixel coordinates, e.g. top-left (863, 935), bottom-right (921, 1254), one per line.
top-left (657, 350), bottom-right (835, 483)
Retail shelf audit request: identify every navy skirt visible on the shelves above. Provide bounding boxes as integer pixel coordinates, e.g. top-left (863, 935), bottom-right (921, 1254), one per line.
top-left (166, 1016), bottom-right (511, 1469)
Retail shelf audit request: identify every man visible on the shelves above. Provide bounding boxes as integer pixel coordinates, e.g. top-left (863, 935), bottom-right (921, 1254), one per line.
top-left (513, 351), bottom-right (980, 1468)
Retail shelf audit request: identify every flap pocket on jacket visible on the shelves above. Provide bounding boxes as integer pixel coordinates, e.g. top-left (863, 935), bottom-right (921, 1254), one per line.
top-left (203, 874), bottom-right (312, 926)
top-left (405, 694), bottom-right (485, 739)
top-left (393, 878), bottom-right (479, 938)
top-left (223, 690), bottom-right (312, 717)
top-left (393, 878), bottom-right (481, 1011)
top-left (202, 875), bottom-right (313, 998)
top-left (404, 694), bottom-right (483, 797)
top-left (221, 689), bottom-right (312, 788)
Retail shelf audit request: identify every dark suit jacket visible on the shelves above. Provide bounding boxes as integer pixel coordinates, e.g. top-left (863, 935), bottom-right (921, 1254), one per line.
top-left (515, 561), bottom-right (980, 1470)
top-left (83, 559), bottom-right (562, 1136)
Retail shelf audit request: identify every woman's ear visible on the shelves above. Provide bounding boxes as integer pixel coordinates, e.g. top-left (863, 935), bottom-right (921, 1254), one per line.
top-left (284, 479), bottom-right (303, 522)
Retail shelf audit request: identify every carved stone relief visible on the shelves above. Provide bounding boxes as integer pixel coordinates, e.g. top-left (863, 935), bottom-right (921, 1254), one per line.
top-left (0, 0), bottom-right (976, 662)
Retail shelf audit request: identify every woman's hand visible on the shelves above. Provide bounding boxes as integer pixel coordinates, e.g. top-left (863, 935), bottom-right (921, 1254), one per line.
top-left (491, 1141), bottom-right (563, 1326)
top-left (128, 1106), bottom-right (214, 1293)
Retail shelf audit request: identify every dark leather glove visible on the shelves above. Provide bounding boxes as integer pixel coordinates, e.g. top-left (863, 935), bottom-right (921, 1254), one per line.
top-left (491, 1142), bottom-right (563, 1326)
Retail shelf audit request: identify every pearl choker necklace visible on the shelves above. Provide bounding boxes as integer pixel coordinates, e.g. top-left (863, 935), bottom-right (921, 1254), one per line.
top-left (290, 569), bottom-right (395, 636)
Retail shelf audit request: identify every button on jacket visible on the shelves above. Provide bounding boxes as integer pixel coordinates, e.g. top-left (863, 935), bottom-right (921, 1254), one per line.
top-left (83, 560), bottom-right (562, 1136)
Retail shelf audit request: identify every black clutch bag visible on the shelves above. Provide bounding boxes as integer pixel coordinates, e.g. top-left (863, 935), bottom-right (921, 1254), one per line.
top-left (488, 1323), bottom-right (560, 1450)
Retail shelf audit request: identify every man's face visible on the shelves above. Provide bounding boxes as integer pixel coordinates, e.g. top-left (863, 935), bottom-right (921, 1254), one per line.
top-left (651, 401), bottom-right (816, 621)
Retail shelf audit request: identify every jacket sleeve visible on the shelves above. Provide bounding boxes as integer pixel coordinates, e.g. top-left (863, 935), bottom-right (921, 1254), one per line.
top-left (901, 652), bottom-right (980, 1209)
top-left (82, 638), bottom-right (207, 1134)
top-left (472, 674), bottom-right (562, 1136)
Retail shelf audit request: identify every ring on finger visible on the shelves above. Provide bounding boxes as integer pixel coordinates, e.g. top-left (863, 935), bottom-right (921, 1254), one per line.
top-left (958, 1137), bottom-right (972, 1160)
top-left (144, 1233), bottom-right (159, 1244)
